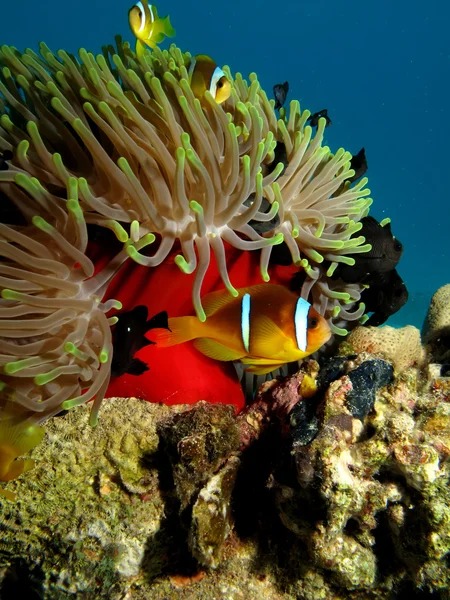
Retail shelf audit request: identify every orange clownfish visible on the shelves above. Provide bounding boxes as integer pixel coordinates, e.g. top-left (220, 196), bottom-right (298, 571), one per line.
top-left (129, 0), bottom-right (175, 58)
top-left (0, 404), bottom-right (44, 502)
top-left (188, 55), bottom-right (231, 104)
top-left (153, 284), bottom-right (331, 374)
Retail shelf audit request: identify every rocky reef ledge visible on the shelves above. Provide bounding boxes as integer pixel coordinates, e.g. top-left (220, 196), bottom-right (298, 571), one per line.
top-left (1, 319), bottom-right (450, 599)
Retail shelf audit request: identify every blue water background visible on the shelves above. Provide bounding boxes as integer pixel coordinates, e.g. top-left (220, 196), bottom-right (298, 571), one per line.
top-left (2, 0), bottom-right (449, 330)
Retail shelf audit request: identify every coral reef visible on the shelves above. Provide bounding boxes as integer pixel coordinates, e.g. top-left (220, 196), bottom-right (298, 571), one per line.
top-left (1, 344), bottom-right (450, 598)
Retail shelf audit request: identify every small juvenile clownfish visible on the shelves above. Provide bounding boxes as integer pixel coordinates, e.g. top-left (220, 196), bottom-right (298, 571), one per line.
top-left (188, 55), bottom-right (231, 104)
top-left (153, 284), bottom-right (331, 374)
top-left (128, 0), bottom-right (175, 58)
top-left (0, 404), bottom-right (45, 502)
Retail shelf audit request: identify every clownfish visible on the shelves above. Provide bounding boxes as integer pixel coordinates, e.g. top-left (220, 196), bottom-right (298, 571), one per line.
top-left (152, 284), bottom-right (331, 374)
top-left (188, 55), bottom-right (231, 104)
top-left (0, 404), bottom-right (45, 502)
top-left (128, 0), bottom-right (175, 58)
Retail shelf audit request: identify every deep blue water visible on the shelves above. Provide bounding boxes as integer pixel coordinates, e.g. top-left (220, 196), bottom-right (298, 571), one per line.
top-left (2, 0), bottom-right (449, 330)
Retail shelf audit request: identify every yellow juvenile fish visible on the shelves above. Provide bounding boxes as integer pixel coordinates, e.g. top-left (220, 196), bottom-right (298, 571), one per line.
top-left (153, 284), bottom-right (331, 374)
top-left (0, 403), bottom-right (44, 502)
top-left (128, 0), bottom-right (175, 58)
top-left (188, 54), bottom-right (231, 104)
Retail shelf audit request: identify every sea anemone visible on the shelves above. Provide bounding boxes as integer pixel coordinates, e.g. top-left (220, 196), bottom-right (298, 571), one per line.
top-left (0, 194), bottom-right (120, 425)
top-left (0, 37), bottom-right (371, 421)
top-left (0, 40), bottom-right (369, 322)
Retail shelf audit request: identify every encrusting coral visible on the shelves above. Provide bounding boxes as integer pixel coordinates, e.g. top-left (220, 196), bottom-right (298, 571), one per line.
top-left (0, 36), bottom-right (371, 422)
top-left (346, 324), bottom-right (426, 372)
top-left (422, 283), bottom-right (450, 364)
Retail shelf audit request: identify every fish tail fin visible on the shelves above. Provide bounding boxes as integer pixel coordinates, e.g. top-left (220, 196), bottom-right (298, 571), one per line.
top-left (152, 15), bottom-right (176, 44)
top-left (152, 316), bottom-right (201, 348)
top-left (160, 15), bottom-right (176, 37)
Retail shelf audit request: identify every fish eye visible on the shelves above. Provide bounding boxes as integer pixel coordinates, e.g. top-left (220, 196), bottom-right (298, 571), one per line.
top-left (308, 316), bottom-right (319, 329)
top-left (394, 240), bottom-right (402, 252)
top-left (138, 10), bottom-right (142, 17)
top-left (217, 81), bottom-right (223, 88)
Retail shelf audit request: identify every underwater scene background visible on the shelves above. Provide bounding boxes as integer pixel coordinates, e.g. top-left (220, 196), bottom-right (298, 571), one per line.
top-left (3, 2), bottom-right (450, 597)
top-left (2, 0), bottom-right (449, 330)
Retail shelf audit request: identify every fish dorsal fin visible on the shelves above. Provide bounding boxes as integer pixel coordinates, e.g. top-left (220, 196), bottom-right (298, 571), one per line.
top-left (201, 288), bottom-right (239, 317)
top-left (202, 283), bottom-right (294, 318)
top-left (193, 338), bottom-right (245, 361)
top-left (236, 283), bottom-right (294, 301)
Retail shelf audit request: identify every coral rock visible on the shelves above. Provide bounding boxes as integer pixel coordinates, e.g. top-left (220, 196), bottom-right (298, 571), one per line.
top-left (422, 284), bottom-right (450, 364)
top-left (158, 401), bottom-right (240, 510)
top-left (346, 325), bottom-right (426, 372)
top-left (346, 359), bottom-right (394, 419)
top-left (189, 455), bottom-right (240, 568)
top-left (422, 284), bottom-right (450, 344)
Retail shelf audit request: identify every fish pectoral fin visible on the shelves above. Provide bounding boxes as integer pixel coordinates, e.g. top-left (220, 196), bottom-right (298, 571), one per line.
top-left (193, 338), bottom-right (245, 362)
top-left (126, 358), bottom-right (150, 376)
top-left (136, 39), bottom-right (148, 57)
top-left (249, 315), bottom-right (287, 358)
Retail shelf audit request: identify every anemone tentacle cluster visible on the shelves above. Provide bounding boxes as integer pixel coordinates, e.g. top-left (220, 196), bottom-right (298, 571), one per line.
top-left (0, 186), bottom-right (120, 425)
top-left (0, 38), bottom-right (371, 420)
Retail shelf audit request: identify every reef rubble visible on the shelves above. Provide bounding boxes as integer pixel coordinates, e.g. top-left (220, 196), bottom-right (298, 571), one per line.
top-left (1, 312), bottom-right (450, 599)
